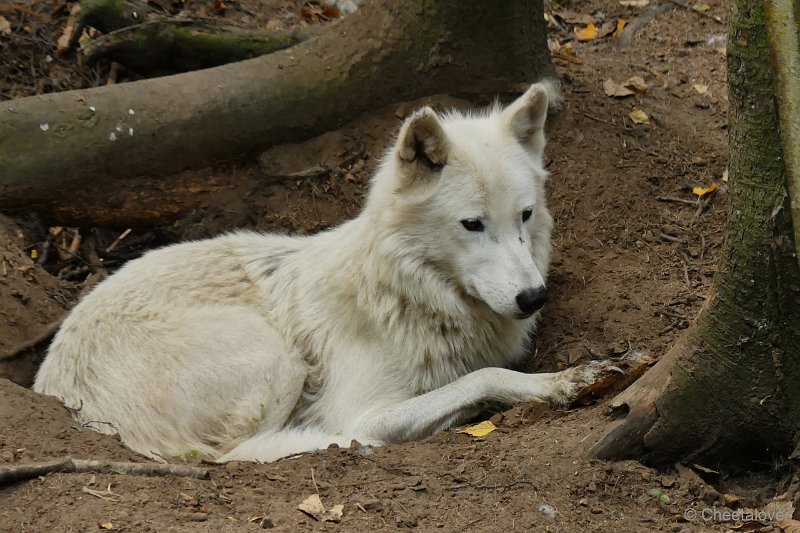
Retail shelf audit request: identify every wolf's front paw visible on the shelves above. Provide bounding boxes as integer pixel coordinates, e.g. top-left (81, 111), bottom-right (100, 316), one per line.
top-left (551, 360), bottom-right (624, 406)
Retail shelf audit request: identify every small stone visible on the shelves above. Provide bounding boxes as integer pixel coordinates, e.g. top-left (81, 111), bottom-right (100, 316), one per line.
top-left (181, 512), bottom-right (208, 522)
top-left (538, 503), bottom-right (557, 519)
top-left (608, 340), bottom-right (628, 355)
top-left (260, 517), bottom-right (275, 529)
top-left (361, 498), bottom-right (383, 511)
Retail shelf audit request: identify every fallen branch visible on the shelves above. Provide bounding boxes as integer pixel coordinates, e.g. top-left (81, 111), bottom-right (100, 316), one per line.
top-left (81, 19), bottom-right (320, 76)
top-left (615, 2), bottom-right (675, 49)
top-left (0, 458), bottom-right (210, 485)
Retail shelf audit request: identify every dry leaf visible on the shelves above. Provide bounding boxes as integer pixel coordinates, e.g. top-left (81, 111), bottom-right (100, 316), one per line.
top-left (298, 494), bottom-right (344, 522)
top-left (692, 183), bottom-right (718, 197)
top-left (693, 83), bottom-right (709, 95)
top-left (777, 518), bottom-right (800, 532)
top-left (604, 76), bottom-right (648, 98)
top-left (99, 522), bottom-right (114, 530)
top-left (457, 420), bottom-right (497, 438)
top-left (730, 519), bottom-right (769, 530)
top-left (723, 493), bottom-right (742, 506)
top-left (321, 5), bottom-right (341, 18)
top-left (693, 3), bottom-right (710, 12)
top-left (555, 10), bottom-right (595, 25)
top-left (624, 76), bottom-right (648, 92)
top-left (766, 499), bottom-right (794, 518)
top-left (322, 504), bottom-right (344, 523)
top-left (0, 16), bottom-right (11, 35)
top-left (604, 79), bottom-right (634, 98)
top-left (597, 20), bottom-right (618, 38)
top-left (575, 23), bottom-right (598, 41)
top-left (629, 108), bottom-right (650, 124)
top-left (619, 0), bottom-right (650, 6)
top-left (298, 494), bottom-right (326, 520)
top-left (301, 5), bottom-right (338, 23)
top-left (613, 19), bottom-right (626, 38)
top-left (722, 169), bottom-right (729, 182)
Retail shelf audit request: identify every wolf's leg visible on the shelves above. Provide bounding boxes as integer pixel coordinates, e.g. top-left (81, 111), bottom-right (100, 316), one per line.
top-left (217, 427), bottom-right (380, 463)
top-left (357, 361), bottom-right (619, 443)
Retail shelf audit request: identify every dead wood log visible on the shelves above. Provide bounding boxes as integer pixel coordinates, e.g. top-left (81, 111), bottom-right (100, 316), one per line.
top-left (0, 458), bottom-right (210, 485)
top-left (82, 21), bottom-right (319, 76)
top-left (80, 0), bottom-right (148, 34)
top-left (0, 0), bottom-right (554, 226)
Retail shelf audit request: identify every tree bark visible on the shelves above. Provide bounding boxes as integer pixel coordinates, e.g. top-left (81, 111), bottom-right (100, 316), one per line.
top-left (0, 0), bottom-right (553, 222)
top-left (587, 0), bottom-right (800, 468)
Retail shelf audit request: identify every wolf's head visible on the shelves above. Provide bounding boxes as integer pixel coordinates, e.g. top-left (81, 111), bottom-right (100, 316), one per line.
top-left (366, 82), bottom-right (557, 320)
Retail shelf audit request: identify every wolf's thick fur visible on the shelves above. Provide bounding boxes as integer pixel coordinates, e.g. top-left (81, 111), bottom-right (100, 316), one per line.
top-left (34, 83), bottom-right (612, 462)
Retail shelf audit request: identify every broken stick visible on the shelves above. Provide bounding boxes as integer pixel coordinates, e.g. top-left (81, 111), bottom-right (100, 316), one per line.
top-left (0, 458), bottom-right (210, 485)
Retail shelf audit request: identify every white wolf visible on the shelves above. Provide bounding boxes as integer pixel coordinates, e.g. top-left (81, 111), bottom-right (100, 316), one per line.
top-left (34, 82), bottom-right (615, 463)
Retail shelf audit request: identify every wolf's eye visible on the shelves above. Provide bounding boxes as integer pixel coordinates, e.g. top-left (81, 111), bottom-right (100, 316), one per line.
top-left (460, 219), bottom-right (485, 232)
top-left (521, 209), bottom-right (533, 223)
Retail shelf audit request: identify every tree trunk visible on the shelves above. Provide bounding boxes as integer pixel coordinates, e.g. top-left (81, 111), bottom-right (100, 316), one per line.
top-left (0, 0), bottom-right (553, 223)
top-left (587, 0), bottom-right (800, 468)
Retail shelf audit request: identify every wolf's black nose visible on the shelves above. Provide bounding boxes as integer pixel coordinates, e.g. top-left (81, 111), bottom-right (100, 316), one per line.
top-left (516, 287), bottom-right (548, 316)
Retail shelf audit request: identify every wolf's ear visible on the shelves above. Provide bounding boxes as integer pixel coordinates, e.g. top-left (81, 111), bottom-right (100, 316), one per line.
top-left (502, 83), bottom-right (551, 158)
top-left (395, 107), bottom-right (449, 187)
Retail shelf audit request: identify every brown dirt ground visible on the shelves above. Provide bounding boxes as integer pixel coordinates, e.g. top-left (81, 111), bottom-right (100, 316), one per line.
top-left (2, 0), bottom-right (787, 531)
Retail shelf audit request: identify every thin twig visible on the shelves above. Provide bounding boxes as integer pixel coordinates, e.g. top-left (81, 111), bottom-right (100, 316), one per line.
top-left (631, 63), bottom-right (669, 89)
top-left (659, 232), bottom-right (686, 244)
top-left (105, 228), bottom-right (132, 253)
top-left (582, 113), bottom-right (615, 126)
top-left (656, 195), bottom-right (699, 206)
top-left (311, 467), bottom-right (320, 496)
top-left (551, 52), bottom-right (583, 65)
top-left (0, 320), bottom-right (62, 361)
top-left (0, 3), bottom-right (45, 19)
top-left (0, 273), bottom-right (106, 361)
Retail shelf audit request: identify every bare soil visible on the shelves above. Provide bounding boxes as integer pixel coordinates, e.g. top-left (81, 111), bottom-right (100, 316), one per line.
top-left (2, 0), bottom-right (782, 531)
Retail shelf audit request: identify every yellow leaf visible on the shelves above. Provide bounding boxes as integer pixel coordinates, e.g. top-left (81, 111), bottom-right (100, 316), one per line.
top-left (629, 108), bottom-right (650, 124)
top-left (99, 522), bottom-right (114, 530)
top-left (722, 169), bottom-right (729, 182)
top-left (692, 83), bottom-right (708, 95)
top-left (457, 420), bottom-right (496, 438)
top-left (30, 249), bottom-right (38, 259)
top-left (575, 23), bottom-right (598, 41)
top-left (613, 19), bottom-right (626, 38)
top-left (692, 183), bottom-right (718, 197)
